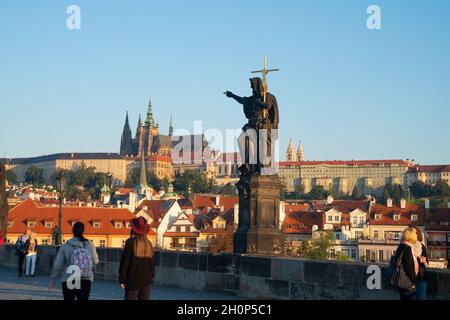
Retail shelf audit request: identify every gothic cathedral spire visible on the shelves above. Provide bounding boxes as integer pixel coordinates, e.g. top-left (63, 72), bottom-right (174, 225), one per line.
top-left (120, 111), bottom-right (133, 156)
top-left (145, 98), bottom-right (157, 128)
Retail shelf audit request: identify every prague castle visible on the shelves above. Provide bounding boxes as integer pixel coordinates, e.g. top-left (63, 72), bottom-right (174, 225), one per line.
top-left (120, 99), bottom-right (174, 157)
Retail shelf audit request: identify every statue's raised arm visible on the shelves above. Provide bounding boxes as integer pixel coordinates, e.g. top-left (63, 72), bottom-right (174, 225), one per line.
top-left (224, 91), bottom-right (246, 105)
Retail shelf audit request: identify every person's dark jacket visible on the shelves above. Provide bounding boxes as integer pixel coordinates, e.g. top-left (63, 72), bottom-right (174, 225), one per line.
top-left (417, 243), bottom-right (428, 281)
top-left (119, 238), bottom-right (155, 290)
top-left (395, 243), bottom-right (417, 285)
top-left (24, 238), bottom-right (38, 255)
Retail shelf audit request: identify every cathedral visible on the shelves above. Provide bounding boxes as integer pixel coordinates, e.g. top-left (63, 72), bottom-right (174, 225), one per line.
top-left (120, 99), bottom-right (174, 157)
top-left (286, 139), bottom-right (304, 162)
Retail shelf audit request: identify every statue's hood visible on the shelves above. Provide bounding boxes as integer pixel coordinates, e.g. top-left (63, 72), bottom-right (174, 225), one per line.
top-left (250, 77), bottom-right (263, 97)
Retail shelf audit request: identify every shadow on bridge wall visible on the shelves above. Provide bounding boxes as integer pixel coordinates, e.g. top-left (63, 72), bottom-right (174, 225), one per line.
top-left (1, 245), bottom-right (449, 300)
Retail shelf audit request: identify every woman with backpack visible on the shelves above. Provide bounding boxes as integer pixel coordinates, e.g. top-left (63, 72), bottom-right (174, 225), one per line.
top-left (393, 227), bottom-right (420, 300)
top-left (119, 217), bottom-right (155, 300)
top-left (49, 222), bottom-right (99, 300)
top-left (24, 231), bottom-right (38, 277)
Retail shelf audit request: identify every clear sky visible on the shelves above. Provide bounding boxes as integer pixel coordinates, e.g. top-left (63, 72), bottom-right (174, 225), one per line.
top-left (1, 0), bottom-right (449, 164)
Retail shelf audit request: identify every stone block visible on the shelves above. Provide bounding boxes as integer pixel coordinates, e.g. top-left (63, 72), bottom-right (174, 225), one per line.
top-left (241, 256), bottom-right (272, 278)
top-left (160, 251), bottom-right (179, 268)
top-left (265, 279), bottom-right (290, 298)
top-left (207, 253), bottom-right (232, 273)
top-left (179, 252), bottom-right (199, 271)
top-left (271, 257), bottom-right (304, 281)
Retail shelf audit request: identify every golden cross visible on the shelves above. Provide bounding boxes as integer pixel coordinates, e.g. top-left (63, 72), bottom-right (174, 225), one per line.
top-left (251, 54), bottom-right (279, 103)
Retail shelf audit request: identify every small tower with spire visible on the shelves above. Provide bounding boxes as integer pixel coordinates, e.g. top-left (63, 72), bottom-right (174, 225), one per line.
top-left (120, 111), bottom-right (133, 156)
top-left (136, 146), bottom-right (152, 197)
top-left (169, 113), bottom-right (174, 136)
top-left (297, 140), bottom-right (305, 161)
top-left (286, 139), bottom-right (296, 161)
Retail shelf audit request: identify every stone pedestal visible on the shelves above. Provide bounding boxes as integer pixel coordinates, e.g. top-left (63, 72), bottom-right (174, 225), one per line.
top-left (234, 174), bottom-right (283, 255)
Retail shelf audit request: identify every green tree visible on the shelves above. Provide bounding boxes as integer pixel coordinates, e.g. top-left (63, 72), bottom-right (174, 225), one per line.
top-left (297, 231), bottom-right (334, 260)
top-left (25, 166), bottom-right (44, 185)
top-left (208, 234), bottom-right (234, 254)
top-left (306, 185), bottom-right (329, 200)
top-left (392, 184), bottom-right (403, 202)
top-left (294, 183), bottom-right (305, 198)
top-left (173, 171), bottom-right (212, 194)
top-left (433, 180), bottom-right (450, 197)
top-left (5, 169), bottom-right (18, 185)
top-left (351, 185), bottom-right (361, 200)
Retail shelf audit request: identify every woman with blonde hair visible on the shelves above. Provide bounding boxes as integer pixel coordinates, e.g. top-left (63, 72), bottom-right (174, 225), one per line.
top-left (119, 217), bottom-right (155, 300)
top-left (24, 231), bottom-right (38, 277)
top-left (394, 227), bottom-right (419, 300)
top-left (411, 225), bottom-right (429, 300)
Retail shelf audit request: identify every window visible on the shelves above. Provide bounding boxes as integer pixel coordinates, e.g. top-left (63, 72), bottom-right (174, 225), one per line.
top-left (355, 231), bottom-right (363, 239)
top-left (7, 221), bottom-right (13, 228)
top-left (42, 239), bottom-right (49, 245)
top-left (115, 222), bottom-right (123, 228)
top-left (176, 226), bottom-right (182, 232)
top-left (334, 215), bottom-right (339, 222)
top-left (45, 221), bottom-right (53, 228)
top-left (359, 217), bottom-right (365, 224)
top-left (330, 249), bottom-right (336, 258)
top-left (352, 217), bottom-right (357, 225)
top-left (93, 222), bottom-right (101, 229)
top-left (327, 216), bottom-right (333, 222)
top-left (335, 234), bottom-right (341, 240)
top-left (27, 221), bottom-right (36, 228)
top-left (375, 214), bottom-right (381, 220)
top-left (379, 250), bottom-right (384, 262)
top-left (126, 222), bottom-right (131, 228)
top-left (99, 239), bottom-right (106, 248)
top-left (351, 249), bottom-right (356, 259)
top-left (393, 214), bottom-right (400, 221)
top-left (374, 231), bottom-right (379, 239)
top-left (411, 215), bottom-right (418, 222)
top-left (121, 240), bottom-right (126, 248)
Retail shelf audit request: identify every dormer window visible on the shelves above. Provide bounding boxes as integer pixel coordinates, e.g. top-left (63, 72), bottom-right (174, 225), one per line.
top-left (411, 215), bottom-right (418, 222)
top-left (114, 221), bottom-right (123, 228)
top-left (44, 221), bottom-right (53, 228)
top-left (7, 221), bottom-right (13, 228)
top-left (93, 221), bottom-right (101, 229)
top-left (393, 214), bottom-right (400, 221)
top-left (125, 222), bottom-right (131, 228)
top-left (27, 220), bottom-right (36, 228)
top-left (375, 214), bottom-right (381, 220)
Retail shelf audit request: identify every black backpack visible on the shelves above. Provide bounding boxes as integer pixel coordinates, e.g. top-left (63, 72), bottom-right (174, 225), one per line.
top-left (390, 247), bottom-right (416, 292)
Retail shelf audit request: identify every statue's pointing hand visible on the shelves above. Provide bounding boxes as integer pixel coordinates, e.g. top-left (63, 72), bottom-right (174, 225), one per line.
top-left (224, 91), bottom-right (233, 98)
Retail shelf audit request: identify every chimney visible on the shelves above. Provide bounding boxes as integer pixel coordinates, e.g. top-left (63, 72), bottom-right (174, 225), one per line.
top-left (326, 195), bottom-right (334, 205)
top-left (424, 199), bottom-right (430, 209)
top-left (215, 195), bottom-right (221, 207)
top-left (387, 197), bottom-right (393, 208)
top-left (400, 198), bottom-right (406, 209)
top-left (234, 203), bottom-right (239, 226)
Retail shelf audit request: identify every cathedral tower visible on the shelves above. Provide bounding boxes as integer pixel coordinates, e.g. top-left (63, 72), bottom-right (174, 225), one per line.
top-left (120, 112), bottom-right (133, 156)
top-left (286, 139), bottom-right (296, 161)
top-left (297, 141), bottom-right (305, 161)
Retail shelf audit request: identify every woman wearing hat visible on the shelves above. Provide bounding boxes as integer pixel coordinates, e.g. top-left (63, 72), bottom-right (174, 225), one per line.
top-left (119, 217), bottom-right (155, 300)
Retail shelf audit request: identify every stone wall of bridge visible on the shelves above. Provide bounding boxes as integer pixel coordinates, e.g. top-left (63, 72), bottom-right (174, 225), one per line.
top-left (1, 245), bottom-right (449, 300)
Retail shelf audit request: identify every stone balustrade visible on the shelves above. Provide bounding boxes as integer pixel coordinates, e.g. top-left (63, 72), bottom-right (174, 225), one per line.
top-left (1, 244), bottom-right (449, 300)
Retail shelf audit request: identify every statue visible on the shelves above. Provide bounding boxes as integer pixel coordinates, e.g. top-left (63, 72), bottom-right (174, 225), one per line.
top-left (0, 163), bottom-right (8, 236)
top-left (224, 55), bottom-right (279, 175)
top-left (225, 55), bottom-right (283, 255)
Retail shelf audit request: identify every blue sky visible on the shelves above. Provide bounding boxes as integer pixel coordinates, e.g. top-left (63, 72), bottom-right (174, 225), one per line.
top-left (1, 0), bottom-right (449, 164)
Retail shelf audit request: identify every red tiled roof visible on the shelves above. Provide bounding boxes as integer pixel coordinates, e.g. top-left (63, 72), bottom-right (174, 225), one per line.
top-left (117, 188), bottom-right (134, 195)
top-left (407, 165), bottom-right (450, 173)
top-left (285, 203), bottom-right (310, 214)
top-left (137, 200), bottom-right (176, 222)
top-left (163, 232), bottom-right (199, 237)
top-left (7, 198), bottom-right (156, 236)
top-left (326, 200), bottom-right (369, 213)
top-left (281, 211), bottom-right (323, 235)
top-left (368, 203), bottom-right (424, 226)
top-left (200, 228), bottom-right (232, 235)
top-left (278, 160), bottom-right (413, 167)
